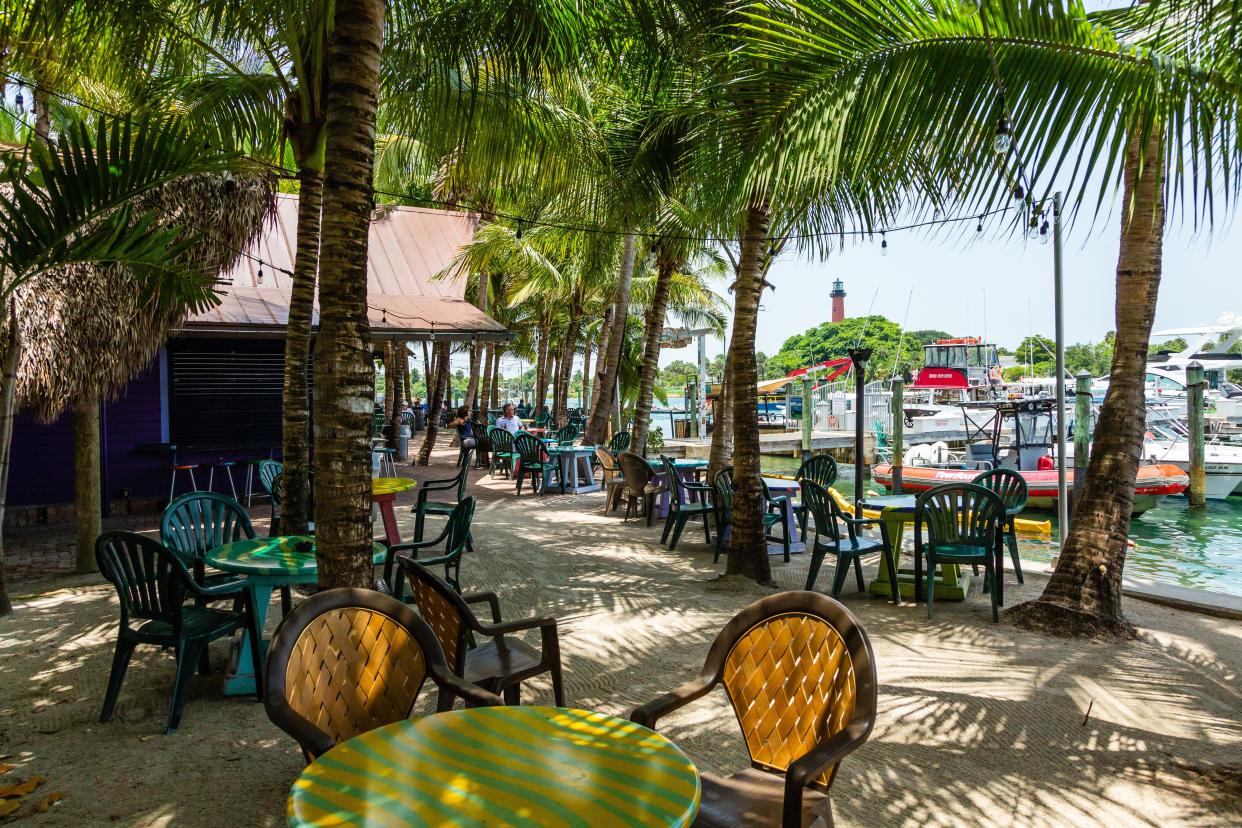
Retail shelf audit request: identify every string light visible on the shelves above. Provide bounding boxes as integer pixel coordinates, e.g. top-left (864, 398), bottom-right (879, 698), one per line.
top-left (256, 265), bottom-right (264, 284)
top-left (880, 231), bottom-right (888, 257)
top-left (992, 117), bottom-right (1012, 155)
top-left (976, 215), bottom-right (984, 233)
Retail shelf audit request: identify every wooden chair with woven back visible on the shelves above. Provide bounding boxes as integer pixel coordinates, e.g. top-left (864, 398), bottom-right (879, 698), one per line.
top-left (396, 556), bottom-right (565, 709)
top-left (263, 587), bottom-right (503, 761)
top-left (594, 446), bottom-right (625, 514)
top-left (631, 591), bottom-right (877, 828)
top-left (616, 451), bottom-right (664, 525)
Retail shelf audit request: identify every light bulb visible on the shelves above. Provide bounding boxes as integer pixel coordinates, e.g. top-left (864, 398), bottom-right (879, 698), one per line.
top-left (1040, 220), bottom-right (1051, 245)
top-left (976, 217), bottom-right (984, 233)
top-left (992, 118), bottom-right (1012, 155)
top-left (880, 232), bottom-right (888, 257)
top-left (256, 266), bottom-right (264, 284)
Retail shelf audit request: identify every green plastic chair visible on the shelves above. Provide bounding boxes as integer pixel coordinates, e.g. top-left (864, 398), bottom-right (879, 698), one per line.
top-left (711, 468), bottom-right (788, 564)
top-left (972, 468), bottom-right (1029, 584)
top-left (96, 531), bottom-right (263, 734)
top-left (660, 456), bottom-right (714, 551)
top-left (387, 496), bottom-right (476, 596)
top-left (534, 410), bottom-right (551, 428)
top-left (801, 480), bottom-right (898, 603)
top-left (914, 483), bottom-right (1007, 622)
top-left (513, 433), bottom-right (550, 495)
top-left (556, 423), bottom-right (578, 445)
top-left (257, 459), bottom-right (283, 532)
top-left (607, 432), bottom-right (631, 456)
top-left (761, 478), bottom-right (794, 562)
top-left (793, 455), bottom-right (839, 542)
top-left (412, 449), bottom-right (473, 546)
top-left (488, 426), bottom-right (516, 478)
top-left (161, 491), bottom-right (292, 618)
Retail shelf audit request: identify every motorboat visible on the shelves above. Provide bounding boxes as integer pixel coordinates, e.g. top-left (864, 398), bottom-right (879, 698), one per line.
top-left (871, 397), bottom-right (1188, 515)
top-left (1141, 420), bottom-right (1242, 499)
top-left (902, 337), bottom-right (1001, 435)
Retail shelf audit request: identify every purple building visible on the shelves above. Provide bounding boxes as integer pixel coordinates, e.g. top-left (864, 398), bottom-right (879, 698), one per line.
top-left (8, 197), bottom-right (506, 521)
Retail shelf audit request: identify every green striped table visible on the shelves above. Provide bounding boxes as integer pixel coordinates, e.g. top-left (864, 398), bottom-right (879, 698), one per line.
top-left (288, 706), bottom-right (700, 827)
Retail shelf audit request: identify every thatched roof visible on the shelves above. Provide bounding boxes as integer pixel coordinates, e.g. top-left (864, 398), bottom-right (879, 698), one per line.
top-left (13, 171), bottom-right (276, 421)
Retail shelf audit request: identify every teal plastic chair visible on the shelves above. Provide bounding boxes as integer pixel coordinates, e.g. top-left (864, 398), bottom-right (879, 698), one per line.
top-left (556, 423), bottom-right (578, 445)
top-left (761, 478), bottom-right (794, 562)
top-left (711, 468), bottom-right (788, 563)
top-left (413, 449), bottom-right (473, 546)
top-left (513, 433), bottom-right (550, 495)
top-left (972, 468), bottom-right (1029, 584)
top-left (607, 432), bottom-right (631, 456)
top-left (96, 531), bottom-right (263, 733)
top-left (793, 455), bottom-right (838, 542)
top-left (914, 483), bottom-right (1006, 622)
top-left (801, 481), bottom-right (897, 603)
top-left (660, 456), bottom-right (714, 551)
top-left (257, 459), bottom-right (283, 532)
top-left (387, 497), bottom-right (476, 596)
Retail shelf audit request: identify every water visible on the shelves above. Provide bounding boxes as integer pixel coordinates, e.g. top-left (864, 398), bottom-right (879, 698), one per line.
top-left (759, 455), bottom-right (1242, 597)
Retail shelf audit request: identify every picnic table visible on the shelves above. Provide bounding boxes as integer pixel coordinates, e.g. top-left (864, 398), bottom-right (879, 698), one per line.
top-left (859, 494), bottom-right (971, 601)
top-left (206, 536), bottom-right (386, 696)
top-left (287, 706), bottom-right (701, 827)
top-left (372, 476), bottom-right (417, 545)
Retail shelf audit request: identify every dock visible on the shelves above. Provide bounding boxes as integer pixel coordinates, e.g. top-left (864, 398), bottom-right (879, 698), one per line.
top-left (662, 427), bottom-right (977, 461)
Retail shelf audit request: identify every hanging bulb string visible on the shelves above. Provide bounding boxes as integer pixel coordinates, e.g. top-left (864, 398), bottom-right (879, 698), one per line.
top-left (1, 68), bottom-right (1023, 246)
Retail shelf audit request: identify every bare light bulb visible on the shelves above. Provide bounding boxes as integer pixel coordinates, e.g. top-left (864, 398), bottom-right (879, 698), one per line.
top-left (880, 232), bottom-right (888, 257)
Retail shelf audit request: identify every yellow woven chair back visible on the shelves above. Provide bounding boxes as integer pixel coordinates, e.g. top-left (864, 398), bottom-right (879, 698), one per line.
top-left (409, 571), bottom-right (467, 669)
top-left (721, 611), bottom-right (856, 789)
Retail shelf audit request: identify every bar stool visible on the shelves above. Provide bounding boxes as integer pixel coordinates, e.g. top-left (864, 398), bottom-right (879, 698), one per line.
top-left (374, 446), bottom-right (397, 477)
top-left (207, 458), bottom-right (239, 500)
top-left (168, 463), bottom-right (199, 502)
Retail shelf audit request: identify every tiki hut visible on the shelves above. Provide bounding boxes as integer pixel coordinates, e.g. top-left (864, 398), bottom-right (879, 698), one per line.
top-left (7, 193), bottom-right (507, 518)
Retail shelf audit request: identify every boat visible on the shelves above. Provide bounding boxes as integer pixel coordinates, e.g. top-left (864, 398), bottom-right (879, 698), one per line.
top-left (1141, 420), bottom-right (1242, 499)
top-left (902, 337), bottom-right (1002, 435)
top-left (871, 397), bottom-right (1188, 514)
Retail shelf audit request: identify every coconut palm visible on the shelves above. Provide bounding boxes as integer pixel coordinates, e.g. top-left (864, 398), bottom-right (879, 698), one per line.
top-left (0, 114), bottom-right (267, 615)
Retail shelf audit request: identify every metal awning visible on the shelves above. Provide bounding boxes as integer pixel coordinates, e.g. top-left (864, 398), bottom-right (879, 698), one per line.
top-left (182, 194), bottom-right (510, 341)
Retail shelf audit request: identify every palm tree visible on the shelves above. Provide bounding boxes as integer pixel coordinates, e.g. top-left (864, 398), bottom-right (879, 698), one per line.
top-left (0, 115), bottom-right (264, 615)
top-left (310, 0), bottom-right (385, 588)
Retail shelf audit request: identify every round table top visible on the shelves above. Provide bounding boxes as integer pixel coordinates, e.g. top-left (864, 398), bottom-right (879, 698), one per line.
top-left (547, 443), bottom-right (594, 453)
top-left (372, 477), bottom-right (417, 496)
top-left (206, 536), bottom-right (386, 576)
top-left (761, 476), bottom-right (800, 491)
top-left (650, 458), bottom-right (709, 469)
top-left (287, 706), bottom-right (701, 828)
top-left (860, 494), bottom-right (918, 512)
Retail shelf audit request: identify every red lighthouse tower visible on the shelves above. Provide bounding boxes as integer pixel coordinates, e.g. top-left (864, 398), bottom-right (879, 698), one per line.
top-left (830, 278), bottom-right (846, 323)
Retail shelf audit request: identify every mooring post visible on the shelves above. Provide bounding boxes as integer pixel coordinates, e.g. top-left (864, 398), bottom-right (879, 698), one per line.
top-left (800, 376), bottom-right (813, 464)
top-left (1073, 372), bottom-right (1091, 505)
top-left (1187, 361), bottom-right (1206, 507)
top-left (890, 378), bottom-right (904, 494)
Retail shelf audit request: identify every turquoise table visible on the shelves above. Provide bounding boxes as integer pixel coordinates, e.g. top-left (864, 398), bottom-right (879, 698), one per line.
top-left (545, 445), bottom-right (600, 494)
top-left (649, 459), bottom-right (709, 519)
top-left (859, 495), bottom-right (971, 601)
top-left (206, 535), bottom-right (386, 696)
top-left (288, 706), bottom-right (701, 827)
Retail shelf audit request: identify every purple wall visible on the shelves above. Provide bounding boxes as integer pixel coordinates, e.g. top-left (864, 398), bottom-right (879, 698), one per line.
top-left (8, 342), bottom-right (286, 511)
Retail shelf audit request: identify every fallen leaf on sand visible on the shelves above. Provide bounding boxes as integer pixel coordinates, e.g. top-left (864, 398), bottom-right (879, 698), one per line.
top-left (0, 764), bottom-right (13, 775)
top-left (34, 792), bottom-right (63, 813)
top-left (0, 800), bottom-right (21, 817)
top-left (0, 776), bottom-right (44, 798)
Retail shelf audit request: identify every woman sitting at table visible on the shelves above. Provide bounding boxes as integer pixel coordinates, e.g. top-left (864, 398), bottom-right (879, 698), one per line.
top-left (448, 406), bottom-right (478, 450)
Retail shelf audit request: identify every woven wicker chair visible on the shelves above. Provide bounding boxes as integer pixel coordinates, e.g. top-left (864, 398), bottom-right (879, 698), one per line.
top-left (594, 446), bottom-right (625, 514)
top-left (397, 557), bottom-right (565, 709)
top-left (263, 587), bottom-right (502, 761)
top-left (616, 451), bottom-right (664, 526)
top-left (631, 591), bottom-right (877, 828)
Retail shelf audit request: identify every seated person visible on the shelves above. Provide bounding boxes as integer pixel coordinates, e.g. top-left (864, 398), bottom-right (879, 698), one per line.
top-left (496, 403), bottom-right (524, 434)
top-left (448, 405), bottom-right (478, 450)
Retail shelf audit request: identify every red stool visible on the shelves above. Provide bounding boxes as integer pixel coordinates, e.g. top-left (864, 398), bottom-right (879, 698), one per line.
top-left (168, 463), bottom-right (199, 502)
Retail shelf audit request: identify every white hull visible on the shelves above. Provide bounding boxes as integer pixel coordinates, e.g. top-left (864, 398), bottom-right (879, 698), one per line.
top-left (1145, 441), bottom-right (1242, 500)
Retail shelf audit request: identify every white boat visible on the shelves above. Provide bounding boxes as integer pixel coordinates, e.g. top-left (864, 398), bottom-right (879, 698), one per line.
top-left (1143, 421), bottom-right (1242, 499)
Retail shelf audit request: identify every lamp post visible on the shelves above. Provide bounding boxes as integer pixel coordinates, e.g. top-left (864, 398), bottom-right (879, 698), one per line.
top-left (848, 347), bottom-right (872, 506)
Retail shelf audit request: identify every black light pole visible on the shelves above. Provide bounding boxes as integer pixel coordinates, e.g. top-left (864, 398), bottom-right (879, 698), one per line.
top-left (848, 347), bottom-right (872, 506)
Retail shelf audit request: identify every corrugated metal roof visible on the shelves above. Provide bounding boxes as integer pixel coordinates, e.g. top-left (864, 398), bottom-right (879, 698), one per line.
top-left (183, 193), bottom-right (508, 340)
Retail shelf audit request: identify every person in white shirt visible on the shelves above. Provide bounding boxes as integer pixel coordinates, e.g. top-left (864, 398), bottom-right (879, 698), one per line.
top-left (495, 403), bottom-right (523, 434)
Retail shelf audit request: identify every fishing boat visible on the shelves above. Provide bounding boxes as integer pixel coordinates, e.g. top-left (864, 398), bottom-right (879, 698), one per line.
top-left (871, 397), bottom-right (1188, 514)
top-left (1140, 420), bottom-right (1242, 499)
top-left (903, 337), bottom-right (1002, 435)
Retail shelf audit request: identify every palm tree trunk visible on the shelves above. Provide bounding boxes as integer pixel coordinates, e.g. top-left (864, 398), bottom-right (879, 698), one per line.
top-left (707, 346), bottom-right (733, 481)
top-left (281, 163), bottom-right (322, 535)
top-left (400, 343), bottom-right (412, 402)
top-left (421, 340), bottom-right (432, 401)
top-left (1010, 131), bottom-right (1164, 636)
top-left (588, 307), bottom-right (612, 417)
top-left (554, 318), bottom-right (580, 426)
top-left (725, 204), bottom-right (773, 584)
top-left (311, 0), bottom-right (384, 589)
top-left (534, 328), bottom-right (550, 414)
top-left (382, 340), bottom-right (395, 422)
top-left (581, 339), bottom-right (593, 416)
top-left (464, 272), bottom-right (490, 408)
top-left (0, 303), bottom-right (19, 615)
top-left (74, 399), bottom-right (101, 573)
top-left (418, 340), bottom-right (452, 464)
top-left (489, 347), bottom-right (502, 406)
top-left (478, 342), bottom-right (493, 413)
top-left (632, 251), bottom-right (675, 451)
top-left (585, 233), bottom-right (636, 444)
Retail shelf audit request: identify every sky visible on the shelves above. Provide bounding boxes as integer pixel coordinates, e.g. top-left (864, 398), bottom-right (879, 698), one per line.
top-left (657, 207), bottom-right (1242, 367)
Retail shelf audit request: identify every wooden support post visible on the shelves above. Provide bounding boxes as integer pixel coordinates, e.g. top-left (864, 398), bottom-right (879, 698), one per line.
top-left (800, 377), bottom-right (813, 464)
top-left (1187, 361), bottom-right (1206, 507)
top-left (1073, 372), bottom-right (1092, 497)
top-left (890, 378), bottom-right (903, 494)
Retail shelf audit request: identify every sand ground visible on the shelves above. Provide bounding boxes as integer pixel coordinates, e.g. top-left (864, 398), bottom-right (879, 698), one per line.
top-left (1, 447), bottom-right (1240, 827)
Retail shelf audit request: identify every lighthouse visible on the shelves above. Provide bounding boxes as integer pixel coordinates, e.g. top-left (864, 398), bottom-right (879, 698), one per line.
top-left (830, 278), bottom-right (846, 323)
